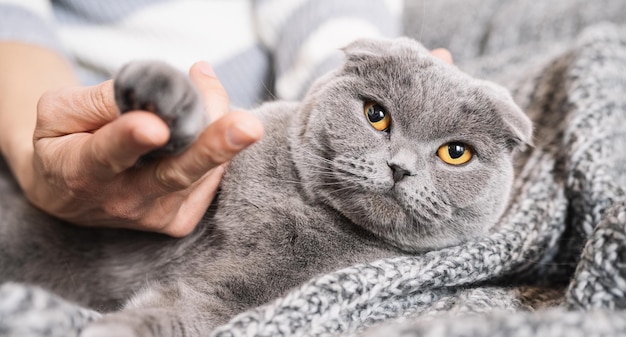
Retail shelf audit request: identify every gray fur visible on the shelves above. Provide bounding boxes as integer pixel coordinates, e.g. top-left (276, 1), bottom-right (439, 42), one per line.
top-left (0, 38), bottom-right (530, 336)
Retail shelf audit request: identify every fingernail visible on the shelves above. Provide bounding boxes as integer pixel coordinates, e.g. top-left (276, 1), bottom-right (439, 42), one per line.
top-left (226, 120), bottom-right (260, 148)
top-left (196, 61), bottom-right (216, 77)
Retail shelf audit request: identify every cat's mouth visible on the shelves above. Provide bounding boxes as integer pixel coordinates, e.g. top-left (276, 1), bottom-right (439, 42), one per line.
top-left (389, 181), bottom-right (453, 223)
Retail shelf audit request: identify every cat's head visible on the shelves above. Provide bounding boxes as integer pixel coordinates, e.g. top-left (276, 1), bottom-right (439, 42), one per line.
top-left (292, 38), bottom-right (532, 252)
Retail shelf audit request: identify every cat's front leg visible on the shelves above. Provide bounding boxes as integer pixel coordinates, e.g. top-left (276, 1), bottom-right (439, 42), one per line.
top-left (114, 61), bottom-right (209, 162)
top-left (80, 281), bottom-right (234, 337)
top-left (79, 308), bottom-right (198, 337)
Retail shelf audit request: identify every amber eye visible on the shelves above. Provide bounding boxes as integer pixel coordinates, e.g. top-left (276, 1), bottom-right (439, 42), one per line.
top-left (364, 101), bottom-right (390, 132)
top-left (437, 142), bottom-right (473, 165)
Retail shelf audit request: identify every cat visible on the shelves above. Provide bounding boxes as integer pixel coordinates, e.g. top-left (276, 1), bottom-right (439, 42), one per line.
top-left (0, 37), bottom-right (532, 337)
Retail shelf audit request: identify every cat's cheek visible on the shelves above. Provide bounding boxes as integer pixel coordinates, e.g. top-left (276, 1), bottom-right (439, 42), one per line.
top-left (331, 155), bottom-right (395, 193)
top-left (437, 162), bottom-right (513, 232)
top-left (431, 165), bottom-right (490, 208)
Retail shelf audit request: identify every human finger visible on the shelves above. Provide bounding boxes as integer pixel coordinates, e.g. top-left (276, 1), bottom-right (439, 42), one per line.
top-left (159, 165), bottom-right (226, 237)
top-left (82, 111), bottom-right (170, 179)
top-left (431, 48), bottom-right (454, 64)
top-left (35, 80), bottom-right (119, 139)
top-left (188, 61), bottom-right (230, 122)
top-left (151, 110), bottom-right (263, 193)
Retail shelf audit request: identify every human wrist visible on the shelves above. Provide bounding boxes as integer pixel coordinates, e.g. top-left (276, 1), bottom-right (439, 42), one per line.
top-left (0, 119), bottom-right (33, 177)
top-left (0, 42), bottom-right (79, 194)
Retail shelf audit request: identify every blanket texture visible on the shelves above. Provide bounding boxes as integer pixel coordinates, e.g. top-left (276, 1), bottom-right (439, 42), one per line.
top-left (1, 1), bottom-right (626, 337)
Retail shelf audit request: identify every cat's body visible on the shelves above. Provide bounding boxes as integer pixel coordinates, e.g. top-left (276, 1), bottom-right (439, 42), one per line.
top-left (0, 38), bottom-right (532, 337)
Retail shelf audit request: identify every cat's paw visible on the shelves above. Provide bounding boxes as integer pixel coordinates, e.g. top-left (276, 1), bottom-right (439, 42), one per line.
top-left (114, 61), bottom-right (208, 161)
top-left (79, 309), bottom-right (184, 337)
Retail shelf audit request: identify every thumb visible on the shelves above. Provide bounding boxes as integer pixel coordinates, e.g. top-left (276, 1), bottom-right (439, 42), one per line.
top-left (81, 111), bottom-right (170, 180)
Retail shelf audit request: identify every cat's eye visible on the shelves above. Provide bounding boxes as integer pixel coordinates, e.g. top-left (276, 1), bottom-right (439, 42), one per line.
top-left (364, 101), bottom-right (390, 132)
top-left (437, 142), bottom-right (473, 165)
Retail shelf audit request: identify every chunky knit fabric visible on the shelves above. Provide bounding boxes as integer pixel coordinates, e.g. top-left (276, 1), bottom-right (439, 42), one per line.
top-left (1, 1), bottom-right (626, 337)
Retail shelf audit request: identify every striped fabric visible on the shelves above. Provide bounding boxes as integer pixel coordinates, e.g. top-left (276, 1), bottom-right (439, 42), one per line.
top-left (0, 0), bottom-right (402, 108)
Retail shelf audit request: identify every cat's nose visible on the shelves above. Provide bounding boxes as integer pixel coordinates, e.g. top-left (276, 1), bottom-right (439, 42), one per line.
top-left (388, 163), bottom-right (411, 183)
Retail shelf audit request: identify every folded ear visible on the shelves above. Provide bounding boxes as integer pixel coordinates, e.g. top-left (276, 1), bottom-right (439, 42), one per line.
top-left (481, 82), bottom-right (534, 150)
top-left (342, 39), bottom-right (392, 62)
top-left (342, 38), bottom-right (430, 62)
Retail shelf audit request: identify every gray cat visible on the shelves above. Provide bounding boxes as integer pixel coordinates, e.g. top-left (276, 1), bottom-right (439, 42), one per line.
top-left (0, 38), bottom-right (531, 337)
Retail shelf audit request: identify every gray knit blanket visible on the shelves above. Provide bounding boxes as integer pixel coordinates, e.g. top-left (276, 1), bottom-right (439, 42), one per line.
top-left (2, 1), bottom-right (626, 337)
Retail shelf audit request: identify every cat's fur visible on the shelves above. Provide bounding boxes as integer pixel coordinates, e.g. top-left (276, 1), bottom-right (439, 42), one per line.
top-left (0, 38), bottom-right (531, 337)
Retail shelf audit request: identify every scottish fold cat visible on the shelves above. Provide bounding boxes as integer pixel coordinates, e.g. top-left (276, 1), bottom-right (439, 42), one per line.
top-left (0, 38), bottom-right (531, 337)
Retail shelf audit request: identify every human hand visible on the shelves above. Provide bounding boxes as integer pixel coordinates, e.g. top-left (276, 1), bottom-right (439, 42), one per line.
top-left (26, 62), bottom-right (263, 237)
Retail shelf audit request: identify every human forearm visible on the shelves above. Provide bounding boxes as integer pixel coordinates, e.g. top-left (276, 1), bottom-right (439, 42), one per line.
top-left (0, 42), bottom-right (79, 190)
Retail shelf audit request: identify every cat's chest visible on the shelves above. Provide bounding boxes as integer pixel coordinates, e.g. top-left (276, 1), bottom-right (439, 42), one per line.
top-left (214, 175), bottom-right (390, 261)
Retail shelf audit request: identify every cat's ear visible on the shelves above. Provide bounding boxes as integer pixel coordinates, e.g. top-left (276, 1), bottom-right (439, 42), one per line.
top-left (342, 38), bottom-right (430, 62)
top-left (481, 82), bottom-right (534, 150)
top-left (342, 39), bottom-right (392, 61)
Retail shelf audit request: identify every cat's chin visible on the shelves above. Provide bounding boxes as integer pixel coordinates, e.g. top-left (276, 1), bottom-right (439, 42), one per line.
top-left (376, 219), bottom-right (480, 253)
top-left (330, 189), bottom-right (492, 252)
top-left (327, 193), bottom-right (436, 252)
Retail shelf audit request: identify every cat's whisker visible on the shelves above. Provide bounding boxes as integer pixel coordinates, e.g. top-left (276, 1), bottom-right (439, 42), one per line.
top-left (296, 148), bottom-right (339, 166)
top-left (270, 179), bottom-right (304, 185)
top-left (309, 170), bottom-right (370, 187)
top-left (296, 150), bottom-right (381, 185)
top-left (325, 185), bottom-right (361, 195)
top-left (260, 80), bottom-right (278, 101)
top-left (269, 179), bottom-right (363, 191)
top-left (266, 172), bottom-right (363, 187)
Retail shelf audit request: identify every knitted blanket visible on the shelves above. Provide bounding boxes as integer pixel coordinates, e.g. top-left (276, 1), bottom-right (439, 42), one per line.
top-left (2, 2), bottom-right (626, 337)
